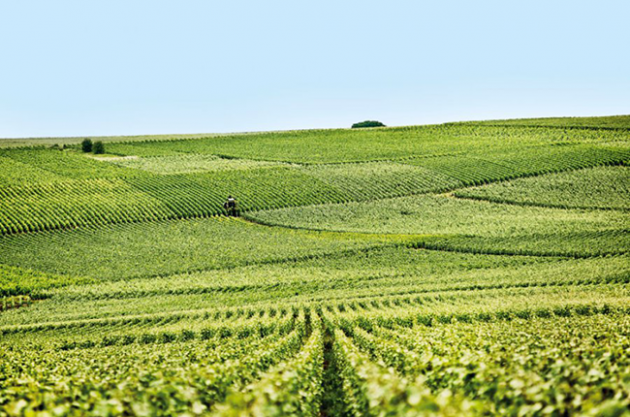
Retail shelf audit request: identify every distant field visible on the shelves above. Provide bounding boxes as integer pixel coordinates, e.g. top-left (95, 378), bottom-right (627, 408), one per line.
top-left (0, 115), bottom-right (628, 415)
top-left (2, 115), bottom-right (628, 149)
top-left (0, 132), bottom-right (230, 148)
top-left (456, 165), bottom-right (630, 210)
top-left (250, 193), bottom-right (629, 257)
top-left (459, 114), bottom-right (630, 129)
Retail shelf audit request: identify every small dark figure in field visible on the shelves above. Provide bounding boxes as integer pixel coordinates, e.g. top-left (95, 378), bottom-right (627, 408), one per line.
top-left (224, 196), bottom-right (238, 216)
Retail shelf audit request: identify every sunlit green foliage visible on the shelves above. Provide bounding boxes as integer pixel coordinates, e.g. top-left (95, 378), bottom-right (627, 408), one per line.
top-left (250, 193), bottom-right (629, 256)
top-left (0, 148), bottom-right (138, 181)
top-left (107, 154), bottom-right (287, 174)
top-left (301, 162), bottom-right (462, 200)
top-left (463, 114), bottom-right (630, 129)
top-left (103, 123), bottom-right (629, 163)
top-left (0, 217), bottom-right (400, 280)
top-left (0, 116), bottom-right (628, 415)
top-left (406, 144), bottom-right (627, 185)
top-left (456, 165), bottom-right (630, 210)
top-left (0, 264), bottom-right (92, 298)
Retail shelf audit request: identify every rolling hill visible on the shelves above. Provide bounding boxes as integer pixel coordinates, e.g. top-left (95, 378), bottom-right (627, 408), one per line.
top-left (0, 116), bottom-right (628, 416)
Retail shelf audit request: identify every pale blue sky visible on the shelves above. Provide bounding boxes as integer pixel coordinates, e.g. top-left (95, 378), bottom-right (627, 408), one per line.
top-left (1, 0), bottom-right (628, 138)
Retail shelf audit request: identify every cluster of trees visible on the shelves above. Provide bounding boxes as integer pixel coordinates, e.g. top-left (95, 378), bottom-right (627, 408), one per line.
top-left (351, 120), bottom-right (386, 129)
top-left (82, 138), bottom-right (105, 154)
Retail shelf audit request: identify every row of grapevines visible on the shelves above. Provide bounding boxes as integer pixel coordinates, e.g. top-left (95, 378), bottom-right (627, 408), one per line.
top-left (329, 326), bottom-right (468, 416)
top-left (462, 114), bottom-right (630, 129)
top-left (0, 217), bottom-right (387, 281)
top-left (301, 161), bottom-right (463, 201)
top-left (6, 274), bottom-right (624, 343)
top-left (0, 155), bottom-right (64, 186)
top-left (454, 165), bottom-right (630, 210)
top-left (0, 165), bottom-right (356, 235)
top-left (0, 148), bottom-right (141, 181)
top-left (1, 143), bottom-right (626, 236)
top-left (0, 178), bottom-right (173, 234)
top-left (215, 318), bottom-right (324, 416)
top-left (251, 192), bottom-right (629, 257)
top-left (2, 301), bottom-right (305, 351)
top-left (0, 315), bottom-right (308, 415)
top-left (1, 298), bottom-right (627, 415)
top-left (55, 310), bottom-right (298, 351)
top-left (0, 264), bottom-right (92, 298)
top-left (406, 144), bottom-right (629, 186)
top-left (40, 247), bottom-right (625, 309)
top-left (345, 313), bottom-right (630, 415)
top-left (0, 300), bottom-right (298, 337)
top-left (14, 243), bottom-right (543, 301)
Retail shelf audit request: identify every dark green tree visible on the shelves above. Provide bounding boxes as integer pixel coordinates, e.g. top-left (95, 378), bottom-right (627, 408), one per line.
top-left (351, 120), bottom-right (386, 128)
top-left (93, 141), bottom-right (105, 155)
top-left (81, 138), bottom-right (93, 153)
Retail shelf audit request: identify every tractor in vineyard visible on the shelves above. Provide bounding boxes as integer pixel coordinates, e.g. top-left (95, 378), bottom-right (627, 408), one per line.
top-left (224, 195), bottom-right (239, 216)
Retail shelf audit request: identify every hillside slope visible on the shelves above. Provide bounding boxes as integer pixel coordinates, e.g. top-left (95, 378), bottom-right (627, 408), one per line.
top-left (0, 116), bottom-right (628, 416)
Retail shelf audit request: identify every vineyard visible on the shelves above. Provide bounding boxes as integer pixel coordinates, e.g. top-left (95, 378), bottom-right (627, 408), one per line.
top-left (0, 115), bottom-right (628, 416)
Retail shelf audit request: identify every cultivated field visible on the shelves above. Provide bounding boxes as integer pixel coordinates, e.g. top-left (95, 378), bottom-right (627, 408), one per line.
top-left (0, 116), bottom-right (629, 416)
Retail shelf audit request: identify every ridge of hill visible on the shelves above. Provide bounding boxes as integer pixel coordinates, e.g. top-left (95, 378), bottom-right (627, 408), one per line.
top-left (1, 114), bottom-right (628, 148)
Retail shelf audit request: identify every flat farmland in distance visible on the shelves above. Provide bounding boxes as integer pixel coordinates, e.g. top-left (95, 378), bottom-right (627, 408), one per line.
top-left (0, 115), bottom-right (629, 416)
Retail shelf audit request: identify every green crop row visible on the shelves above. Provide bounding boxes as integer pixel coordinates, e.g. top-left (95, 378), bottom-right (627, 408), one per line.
top-left (329, 327), bottom-right (468, 416)
top-left (342, 313), bottom-right (630, 416)
top-left (0, 301), bottom-right (298, 338)
top-left (0, 166), bottom-right (353, 236)
top-left (406, 144), bottom-right (628, 186)
top-left (0, 148), bottom-right (141, 183)
top-left (23, 245), bottom-right (551, 302)
top-left (250, 192), bottom-right (629, 257)
top-left (5, 282), bottom-right (625, 349)
top-left (301, 161), bottom-right (463, 201)
top-left (0, 318), bottom-right (307, 416)
top-left (215, 319), bottom-right (324, 416)
top-left (2, 115), bottom-right (627, 151)
top-left (0, 264), bottom-right (92, 298)
top-left (1, 292), bottom-right (628, 415)
top-left (0, 217), bottom-right (390, 281)
top-left (461, 114), bottom-right (630, 129)
top-left (55, 312), bottom-right (299, 351)
top-left (0, 178), bottom-right (175, 234)
top-left (127, 167), bottom-right (351, 216)
top-left (455, 165), bottom-right (630, 210)
top-left (0, 155), bottom-right (65, 186)
top-left (3, 258), bottom-right (625, 338)
top-left (1, 135), bottom-right (626, 237)
top-left (0, 118), bottom-right (627, 416)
